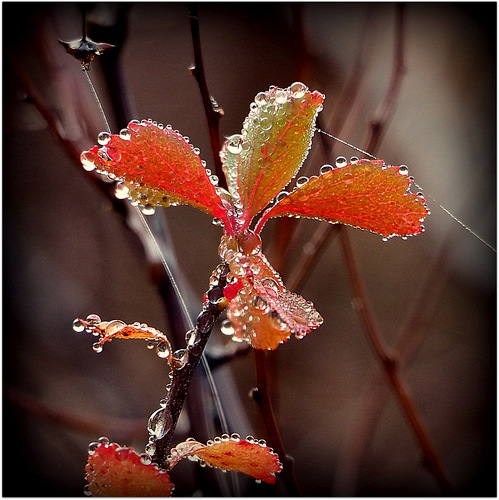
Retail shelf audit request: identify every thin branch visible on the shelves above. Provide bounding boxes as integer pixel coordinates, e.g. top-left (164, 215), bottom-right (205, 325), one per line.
top-left (338, 227), bottom-right (452, 493)
top-left (253, 350), bottom-right (300, 496)
top-left (188, 3), bottom-right (226, 188)
top-left (151, 265), bottom-right (231, 466)
top-left (5, 386), bottom-right (145, 439)
top-left (365, 4), bottom-right (406, 153)
top-left (334, 238), bottom-right (452, 494)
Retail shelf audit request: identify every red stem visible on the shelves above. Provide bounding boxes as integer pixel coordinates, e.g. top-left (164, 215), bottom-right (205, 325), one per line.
top-left (253, 350), bottom-right (300, 496)
top-left (338, 226), bottom-right (452, 493)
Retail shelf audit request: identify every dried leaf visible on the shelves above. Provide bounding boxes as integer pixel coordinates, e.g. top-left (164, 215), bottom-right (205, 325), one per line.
top-left (221, 83), bottom-right (324, 230)
top-left (80, 121), bottom-right (229, 223)
top-left (85, 440), bottom-right (173, 497)
top-left (257, 160), bottom-right (428, 238)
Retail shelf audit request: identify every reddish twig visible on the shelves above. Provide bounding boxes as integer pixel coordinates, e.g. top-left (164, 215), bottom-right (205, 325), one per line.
top-left (188, 3), bottom-right (226, 189)
top-left (338, 227), bottom-right (452, 493)
top-left (334, 238), bottom-right (452, 494)
top-left (253, 350), bottom-right (300, 496)
top-left (5, 386), bottom-right (145, 439)
top-left (365, 4), bottom-right (406, 153)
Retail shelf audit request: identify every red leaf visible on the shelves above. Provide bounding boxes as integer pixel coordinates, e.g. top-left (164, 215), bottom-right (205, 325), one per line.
top-left (85, 439), bottom-right (174, 496)
top-left (219, 234), bottom-right (323, 350)
top-left (171, 436), bottom-right (282, 484)
top-left (80, 120), bottom-right (229, 223)
top-left (257, 160), bottom-right (428, 238)
top-left (220, 83), bottom-right (324, 231)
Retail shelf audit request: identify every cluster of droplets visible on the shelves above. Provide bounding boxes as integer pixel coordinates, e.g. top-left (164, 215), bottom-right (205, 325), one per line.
top-left (80, 119), bottom-right (211, 216)
top-left (219, 82), bottom-right (324, 220)
top-left (85, 437), bottom-right (169, 496)
top-left (217, 232), bottom-right (295, 349)
top-left (72, 314), bottom-right (177, 360)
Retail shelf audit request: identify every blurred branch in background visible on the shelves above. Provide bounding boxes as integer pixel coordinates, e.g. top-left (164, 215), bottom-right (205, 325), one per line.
top-left (3, 3), bottom-right (495, 496)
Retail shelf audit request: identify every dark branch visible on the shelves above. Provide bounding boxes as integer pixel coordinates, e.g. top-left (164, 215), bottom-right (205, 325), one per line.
top-left (151, 265), bottom-right (230, 465)
top-left (188, 4), bottom-right (226, 189)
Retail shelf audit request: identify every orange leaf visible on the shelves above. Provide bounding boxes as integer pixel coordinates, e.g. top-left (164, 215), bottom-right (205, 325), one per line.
top-left (172, 436), bottom-right (282, 484)
top-left (80, 120), bottom-right (229, 223)
top-left (257, 160), bottom-right (428, 238)
top-left (72, 315), bottom-right (171, 356)
top-left (220, 235), bottom-right (323, 350)
top-left (221, 83), bottom-right (324, 231)
top-left (85, 439), bottom-right (174, 497)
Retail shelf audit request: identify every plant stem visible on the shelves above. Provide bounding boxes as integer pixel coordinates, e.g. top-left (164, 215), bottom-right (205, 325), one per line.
top-left (253, 350), bottom-right (300, 496)
top-left (365, 4), bottom-right (406, 153)
top-left (188, 3), bottom-right (226, 188)
top-left (338, 226), bottom-right (452, 493)
top-left (152, 265), bottom-right (230, 466)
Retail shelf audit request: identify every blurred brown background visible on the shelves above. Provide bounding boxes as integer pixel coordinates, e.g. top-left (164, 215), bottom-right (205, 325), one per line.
top-left (3, 2), bottom-right (495, 496)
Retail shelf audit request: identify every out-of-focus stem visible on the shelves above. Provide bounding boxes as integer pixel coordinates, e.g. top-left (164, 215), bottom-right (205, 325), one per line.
top-left (188, 3), bottom-right (226, 189)
top-left (253, 350), bottom-right (300, 496)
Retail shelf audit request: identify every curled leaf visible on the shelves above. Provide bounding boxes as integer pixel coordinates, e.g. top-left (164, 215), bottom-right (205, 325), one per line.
top-left (170, 436), bottom-right (282, 484)
top-left (257, 160), bottom-right (429, 238)
top-left (72, 314), bottom-right (172, 357)
top-left (219, 234), bottom-right (323, 350)
top-left (85, 439), bottom-right (173, 497)
top-left (80, 120), bottom-right (229, 224)
top-left (221, 83), bottom-right (324, 230)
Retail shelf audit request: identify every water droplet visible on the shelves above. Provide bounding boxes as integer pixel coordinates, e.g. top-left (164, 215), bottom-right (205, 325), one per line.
top-left (141, 204), bottom-right (156, 215)
top-left (84, 485), bottom-right (92, 496)
top-left (80, 151), bottom-right (97, 171)
top-left (88, 441), bottom-right (100, 454)
top-left (398, 165), bottom-right (409, 175)
top-left (259, 117), bottom-right (272, 131)
top-left (148, 408), bottom-right (173, 439)
top-left (320, 164), bottom-right (334, 175)
top-left (197, 310), bottom-right (216, 334)
top-left (115, 447), bottom-right (129, 461)
top-left (140, 453), bottom-right (152, 465)
top-left (296, 176), bottom-right (308, 187)
top-left (186, 329), bottom-right (201, 348)
top-left (261, 278), bottom-right (280, 292)
top-left (254, 92), bottom-right (267, 106)
top-left (86, 314), bottom-right (101, 324)
top-left (226, 134), bottom-right (244, 154)
top-left (275, 191), bottom-right (289, 203)
top-left (92, 342), bottom-right (103, 353)
top-left (275, 90), bottom-right (288, 104)
top-left (343, 172), bottom-right (354, 184)
top-left (104, 320), bottom-right (126, 336)
top-left (97, 131), bottom-right (111, 146)
top-left (350, 156), bottom-right (359, 163)
top-left (230, 433), bottom-right (241, 442)
top-left (289, 82), bottom-right (308, 99)
top-left (156, 341), bottom-right (171, 359)
top-left (253, 296), bottom-right (270, 313)
top-left (212, 217), bottom-right (224, 227)
top-left (193, 147), bottom-right (200, 155)
top-left (172, 349), bottom-right (189, 369)
top-left (98, 436), bottom-right (109, 445)
top-left (220, 319), bottom-right (234, 336)
top-left (114, 183), bottom-right (130, 199)
top-left (119, 128), bottom-right (131, 140)
top-left (145, 442), bottom-right (156, 455)
top-left (209, 174), bottom-right (219, 185)
top-left (335, 156), bottom-right (347, 168)
top-left (72, 319), bottom-right (85, 332)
